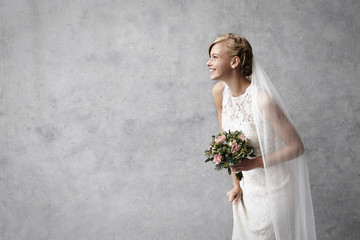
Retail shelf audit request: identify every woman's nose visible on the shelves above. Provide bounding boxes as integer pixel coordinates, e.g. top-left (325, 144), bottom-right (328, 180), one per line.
top-left (207, 59), bottom-right (211, 66)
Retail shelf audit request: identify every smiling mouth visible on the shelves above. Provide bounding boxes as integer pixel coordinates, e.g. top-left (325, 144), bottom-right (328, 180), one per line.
top-left (210, 69), bottom-right (215, 74)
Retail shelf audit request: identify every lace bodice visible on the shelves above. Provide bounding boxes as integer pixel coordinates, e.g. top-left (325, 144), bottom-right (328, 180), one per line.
top-left (222, 83), bottom-right (259, 156)
top-left (222, 84), bottom-right (254, 124)
top-left (221, 82), bottom-right (266, 189)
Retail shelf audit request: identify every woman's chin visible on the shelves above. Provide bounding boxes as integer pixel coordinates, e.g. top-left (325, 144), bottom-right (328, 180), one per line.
top-left (210, 75), bottom-right (219, 80)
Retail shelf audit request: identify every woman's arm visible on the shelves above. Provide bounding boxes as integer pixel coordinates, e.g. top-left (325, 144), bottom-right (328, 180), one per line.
top-left (232, 89), bottom-right (304, 172)
top-left (256, 90), bottom-right (304, 166)
top-left (211, 81), bottom-right (225, 128)
top-left (212, 81), bottom-right (242, 203)
top-left (212, 81), bottom-right (242, 186)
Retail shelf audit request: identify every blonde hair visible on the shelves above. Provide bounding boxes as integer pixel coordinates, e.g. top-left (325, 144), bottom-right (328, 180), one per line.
top-left (208, 33), bottom-right (253, 77)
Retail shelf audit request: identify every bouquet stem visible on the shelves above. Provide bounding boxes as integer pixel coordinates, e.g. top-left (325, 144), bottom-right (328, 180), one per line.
top-left (236, 172), bottom-right (243, 181)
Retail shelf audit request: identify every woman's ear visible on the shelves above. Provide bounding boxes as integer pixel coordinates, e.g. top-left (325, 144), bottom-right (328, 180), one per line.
top-left (231, 56), bottom-right (241, 69)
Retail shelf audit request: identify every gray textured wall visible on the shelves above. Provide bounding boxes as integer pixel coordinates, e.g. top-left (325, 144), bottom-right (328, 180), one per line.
top-left (1, 0), bottom-right (359, 239)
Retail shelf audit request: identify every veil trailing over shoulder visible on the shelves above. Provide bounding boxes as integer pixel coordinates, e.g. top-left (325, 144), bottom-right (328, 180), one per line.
top-left (250, 58), bottom-right (317, 240)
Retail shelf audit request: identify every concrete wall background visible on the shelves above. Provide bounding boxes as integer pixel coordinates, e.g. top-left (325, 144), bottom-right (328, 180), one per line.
top-left (1, 0), bottom-right (359, 239)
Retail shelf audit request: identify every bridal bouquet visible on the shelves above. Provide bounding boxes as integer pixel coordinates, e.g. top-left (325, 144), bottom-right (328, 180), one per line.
top-left (204, 130), bottom-right (256, 181)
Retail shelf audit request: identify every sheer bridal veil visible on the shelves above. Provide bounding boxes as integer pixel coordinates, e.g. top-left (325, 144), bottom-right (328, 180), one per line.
top-left (251, 58), bottom-right (317, 239)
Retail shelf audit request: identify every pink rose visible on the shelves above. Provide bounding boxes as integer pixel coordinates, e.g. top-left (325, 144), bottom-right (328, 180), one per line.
top-left (213, 154), bottom-right (223, 164)
top-left (231, 142), bottom-right (240, 153)
top-left (238, 134), bottom-right (247, 142)
top-left (215, 134), bottom-right (226, 144)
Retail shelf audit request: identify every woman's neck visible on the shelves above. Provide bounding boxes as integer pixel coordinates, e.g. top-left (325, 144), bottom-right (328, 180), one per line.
top-left (223, 72), bottom-right (251, 97)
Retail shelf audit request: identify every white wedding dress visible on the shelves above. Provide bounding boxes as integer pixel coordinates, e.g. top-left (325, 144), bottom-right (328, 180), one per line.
top-left (222, 82), bottom-right (275, 240)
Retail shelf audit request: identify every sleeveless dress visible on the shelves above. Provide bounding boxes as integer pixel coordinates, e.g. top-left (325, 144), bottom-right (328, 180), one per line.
top-left (222, 82), bottom-right (275, 240)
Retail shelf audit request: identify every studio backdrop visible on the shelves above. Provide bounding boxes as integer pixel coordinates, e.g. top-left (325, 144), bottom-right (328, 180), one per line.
top-left (0, 0), bottom-right (359, 239)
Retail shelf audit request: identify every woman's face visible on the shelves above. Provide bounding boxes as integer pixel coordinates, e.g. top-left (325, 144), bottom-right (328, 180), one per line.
top-left (207, 41), bottom-right (233, 80)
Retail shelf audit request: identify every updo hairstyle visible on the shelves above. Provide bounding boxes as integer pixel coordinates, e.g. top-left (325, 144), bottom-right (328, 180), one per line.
top-left (208, 33), bottom-right (253, 77)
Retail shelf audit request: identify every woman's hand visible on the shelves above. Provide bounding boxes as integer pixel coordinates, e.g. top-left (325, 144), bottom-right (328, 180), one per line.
top-left (231, 156), bottom-right (264, 172)
top-left (226, 186), bottom-right (243, 204)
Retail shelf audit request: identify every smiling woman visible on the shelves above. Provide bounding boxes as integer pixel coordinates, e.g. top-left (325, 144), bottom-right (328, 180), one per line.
top-left (207, 42), bottom-right (234, 81)
top-left (206, 33), bottom-right (316, 240)
top-left (207, 35), bottom-right (253, 81)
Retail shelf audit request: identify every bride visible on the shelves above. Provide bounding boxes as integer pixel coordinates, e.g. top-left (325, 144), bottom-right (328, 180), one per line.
top-left (207, 33), bottom-right (316, 240)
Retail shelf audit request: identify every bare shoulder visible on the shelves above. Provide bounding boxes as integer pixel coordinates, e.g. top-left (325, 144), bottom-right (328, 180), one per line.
top-left (212, 81), bottom-right (225, 112)
top-left (256, 88), bottom-right (282, 116)
top-left (256, 88), bottom-right (275, 108)
top-left (212, 81), bottom-right (226, 97)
